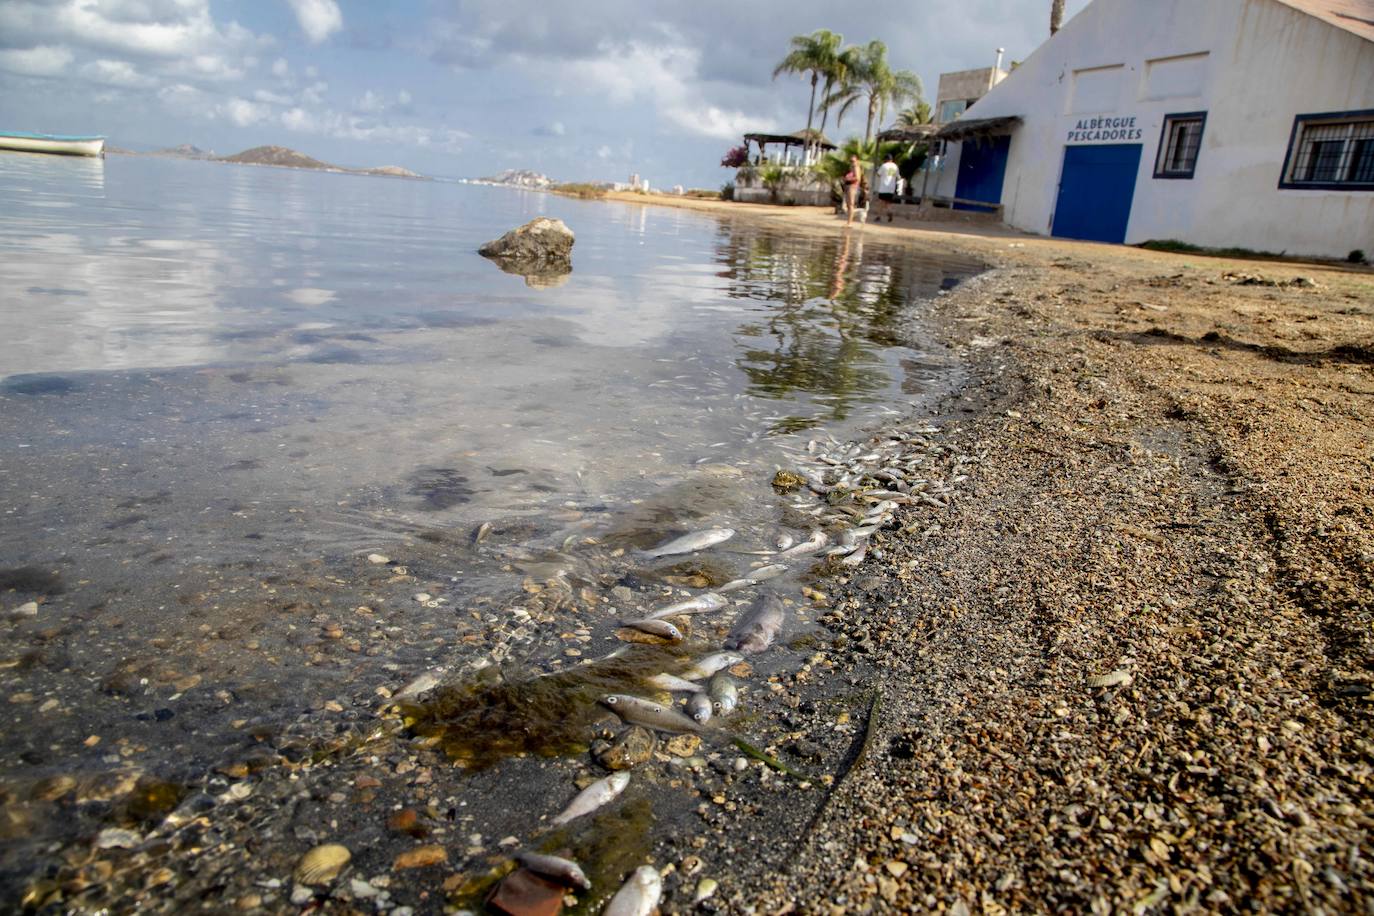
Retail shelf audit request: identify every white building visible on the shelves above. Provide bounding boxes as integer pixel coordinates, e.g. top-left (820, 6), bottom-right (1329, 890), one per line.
top-left (930, 0), bottom-right (1374, 257)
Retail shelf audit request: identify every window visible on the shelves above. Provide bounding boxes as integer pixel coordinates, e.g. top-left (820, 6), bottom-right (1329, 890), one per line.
top-left (938, 99), bottom-right (967, 123)
top-left (1280, 111), bottom-right (1374, 190)
top-left (1153, 112), bottom-right (1206, 179)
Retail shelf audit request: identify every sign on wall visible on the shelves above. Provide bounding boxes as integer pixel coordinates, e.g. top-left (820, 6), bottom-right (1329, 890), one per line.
top-left (1067, 116), bottom-right (1143, 143)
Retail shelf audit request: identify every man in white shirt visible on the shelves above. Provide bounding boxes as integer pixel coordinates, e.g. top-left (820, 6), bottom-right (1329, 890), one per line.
top-left (875, 153), bottom-right (901, 223)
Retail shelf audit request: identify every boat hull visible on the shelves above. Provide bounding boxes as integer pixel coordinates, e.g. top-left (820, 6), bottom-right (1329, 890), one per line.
top-left (0, 133), bottom-right (105, 157)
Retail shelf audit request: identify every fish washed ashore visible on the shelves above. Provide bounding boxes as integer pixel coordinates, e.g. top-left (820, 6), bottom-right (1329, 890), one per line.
top-left (5, 195), bottom-right (1372, 913)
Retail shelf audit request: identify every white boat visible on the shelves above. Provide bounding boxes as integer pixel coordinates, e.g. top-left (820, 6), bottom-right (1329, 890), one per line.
top-left (0, 131), bottom-right (105, 157)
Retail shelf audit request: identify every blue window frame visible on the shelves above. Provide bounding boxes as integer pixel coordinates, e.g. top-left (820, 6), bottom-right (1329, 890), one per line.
top-left (1153, 111), bottom-right (1206, 179)
top-left (1279, 109), bottom-right (1374, 191)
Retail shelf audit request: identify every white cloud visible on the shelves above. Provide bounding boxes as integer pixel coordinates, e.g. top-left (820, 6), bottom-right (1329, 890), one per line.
top-left (254, 88), bottom-right (294, 105)
top-left (397, 89), bottom-right (412, 106)
top-left (301, 80), bottom-right (328, 105)
top-left (561, 39), bottom-right (774, 140)
top-left (271, 57), bottom-right (290, 78)
top-left (221, 97), bottom-right (270, 127)
top-left (285, 0), bottom-right (343, 44)
top-left (81, 58), bottom-right (156, 88)
top-left (279, 105), bottom-right (467, 152)
top-left (596, 145), bottom-right (612, 159)
top-left (355, 89), bottom-right (385, 113)
top-left (0, 1), bottom-right (265, 61)
top-left (550, 121), bottom-right (565, 136)
top-left (0, 45), bottom-right (74, 78)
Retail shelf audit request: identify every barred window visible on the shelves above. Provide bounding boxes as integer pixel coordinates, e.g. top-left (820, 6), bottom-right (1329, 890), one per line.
top-left (1281, 112), bottom-right (1374, 190)
top-left (1154, 112), bottom-right (1206, 179)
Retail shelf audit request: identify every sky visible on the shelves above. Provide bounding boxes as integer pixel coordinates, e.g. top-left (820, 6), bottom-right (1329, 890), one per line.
top-left (0, 0), bottom-right (1091, 187)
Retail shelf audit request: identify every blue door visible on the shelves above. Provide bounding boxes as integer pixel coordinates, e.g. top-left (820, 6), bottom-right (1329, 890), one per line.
top-left (953, 135), bottom-right (1010, 212)
top-left (1051, 144), bottom-right (1142, 243)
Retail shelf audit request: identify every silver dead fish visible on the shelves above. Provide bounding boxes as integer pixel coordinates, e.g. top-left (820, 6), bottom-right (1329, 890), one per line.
top-left (776, 530), bottom-right (829, 559)
top-left (619, 618), bottom-right (684, 641)
top-left (551, 771), bottom-right (630, 825)
top-left (746, 563), bottom-right (787, 582)
top-left (604, 866), bottom-right (662, 916)
top-left (644, 592), bottom-right (727, 621)
top-left (725, 594), bottom-right (785, 654)
top-left (601, 694), bottom-right (703, 734)
top-left (639, 528), bottom-right (735, 559)
top-left (686, 691), bottom-right (713, 725)
top-left (646, 673), bottom-right (704, 693)
top-left (707, 672), bottom-right (738, 715)
top-left (514, 851), bottom-right (591, 890)
top-left (680, 651), bottom-right (744, 680)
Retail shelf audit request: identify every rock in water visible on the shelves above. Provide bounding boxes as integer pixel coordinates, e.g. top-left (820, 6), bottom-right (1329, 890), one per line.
top-left (478, 218), bottom-right (574, 286)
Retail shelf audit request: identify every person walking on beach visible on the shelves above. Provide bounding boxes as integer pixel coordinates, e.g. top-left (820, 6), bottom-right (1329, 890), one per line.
top-left (843, 154), bottom-right (863, 227)
top-left (875, 153), bottom-right (900, 223)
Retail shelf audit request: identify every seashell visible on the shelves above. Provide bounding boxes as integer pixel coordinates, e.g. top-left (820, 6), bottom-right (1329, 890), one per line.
top-left (1087, 670), bottom-right (1133, 689)
top-left (294, 844), bottom-right (351, 885)
top-left (680, 855), bottom-right (703, 876)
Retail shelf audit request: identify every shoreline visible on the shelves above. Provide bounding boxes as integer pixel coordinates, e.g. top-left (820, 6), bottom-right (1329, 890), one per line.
top-left (4, 188), bottom-right (1369, 913)
top-left (623, 196), bottom-right (1372, 912)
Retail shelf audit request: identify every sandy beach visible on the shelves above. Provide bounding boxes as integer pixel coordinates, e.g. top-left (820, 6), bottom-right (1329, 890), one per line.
top-left (599, 193), bottom-right (1373, 913)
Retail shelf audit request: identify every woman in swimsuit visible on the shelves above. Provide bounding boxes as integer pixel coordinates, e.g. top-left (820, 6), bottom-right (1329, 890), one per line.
top-left (843, 154), bottom-right (862, 227)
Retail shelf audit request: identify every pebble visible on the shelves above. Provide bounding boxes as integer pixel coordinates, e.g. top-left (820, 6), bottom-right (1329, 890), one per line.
top-left (665, 734), bottom-right (702, 757)
top-left (367, 554), bottom-right (390, 564)
top-left (596, 727), bottom-right (656, 770)
top-left (96, 828), bottom-right (141, 849)
top-left (393, 844), bottom-right (448, 870)
top-left (8, 601), bottom-right (39, 619)
top-left (290, 885), bottom-right (313, 906)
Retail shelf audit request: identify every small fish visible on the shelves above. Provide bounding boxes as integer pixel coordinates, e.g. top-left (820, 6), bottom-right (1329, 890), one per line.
top-left (515, 851), bottom-right (591, 890)
top-left (646, 673), bottom-right (704, 693)
top-left (839, 543), bottom-right (868, 566)
top-left (718, 578), bottom-right (756, 593)
top-left (724, 594), bottom-right (785, 654)
top-left (551, 772), bottom-right (630, 825)
top-left (604, 866), bottom-right (662, 916)
top-left (601, 694), bottom-right (703, 734)
top-left (644, 592), bottom-right (727, 621)
top-left (707, 673), bottom-right (738, 715)
top-left (774, 533), bottom-right (795, 551)
top-left (619, 618), bottom-right (684, 641)
top-left (776, 531), bottom-right (828, 559)
top-left (639, 528), bottom-right (735, 559)
top-left (680, 651), bottom-right (744, 680)
top-left (747, 563), bottom-right (787, 582)
top-left (686, 692), bottom-right (713, 724)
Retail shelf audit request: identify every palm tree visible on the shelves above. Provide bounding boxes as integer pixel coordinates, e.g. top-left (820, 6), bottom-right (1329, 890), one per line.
top-left (825, 40), bottom-right (925, 145)
top-left (772, 30), bottom-right (844, 159)
top-left (895, 101), bottom-right (933, 128)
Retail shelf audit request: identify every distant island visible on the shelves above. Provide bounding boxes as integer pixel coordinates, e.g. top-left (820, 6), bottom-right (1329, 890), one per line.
top-left (473, 169), bottom-right (552, 188)
top-left (106, 142), bottom-right (427, 180)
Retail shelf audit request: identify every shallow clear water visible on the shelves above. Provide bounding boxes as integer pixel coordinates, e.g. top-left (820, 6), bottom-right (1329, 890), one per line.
top-left (0, 152), bottom-right (979, 779)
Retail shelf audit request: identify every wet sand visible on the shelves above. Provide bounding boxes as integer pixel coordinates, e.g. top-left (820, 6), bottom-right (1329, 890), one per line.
top-left (5, 190), bottom-right (1370, 913)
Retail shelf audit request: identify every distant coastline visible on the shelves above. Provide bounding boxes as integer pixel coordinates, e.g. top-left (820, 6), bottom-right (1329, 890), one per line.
top-left (106, 143), bottom-right (428, 180)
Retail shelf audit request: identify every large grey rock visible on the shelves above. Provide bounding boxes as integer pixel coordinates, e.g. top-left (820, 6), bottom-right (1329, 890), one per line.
top-left (478, 217), bottom-right (574, 286)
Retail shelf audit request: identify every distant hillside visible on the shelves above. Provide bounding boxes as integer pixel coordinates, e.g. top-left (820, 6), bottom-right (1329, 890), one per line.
top-left (364, 165), bottom-right (424, 179)
top-left (151, 144), bottom-right (216, 160)
top-left (219, 145), bottom-right (340, 171)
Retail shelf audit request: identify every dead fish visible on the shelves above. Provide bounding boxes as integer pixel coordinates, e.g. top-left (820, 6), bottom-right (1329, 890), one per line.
top-left (680, 651), bottom-right (744, 680)
top-left (601, 694), bottom-right (703, 734)
top-left (515, 850), bottom-right (591, 890)
top-left (776, 531), bottom-right (828, 559)
top-left (686, 692), bottom-right (713, 724)
top-left (604, 865), bottom-right (662, 916)
top-left (775, 533), bottom-right (795, 551)
top-left (725, 594), bottom-right (784, 654)
top-left (619, 618), bottom-right (684, 641)
top-left (639, 528), bottom-right (735, 559)
top-left (644, 592), bottom-right (727, 621)
top-left (551, 772), bottom-right (630, 825)
top-left (718, 578), bottom-right (756, 594)
top-left (746, 563), bottom-right (787, 582)
top-left (839, 543), bottom-right (868, 566)
top-left (646, 673), bottom-right (704, 693)
top-left (708, 673), bottom-right (738, 715)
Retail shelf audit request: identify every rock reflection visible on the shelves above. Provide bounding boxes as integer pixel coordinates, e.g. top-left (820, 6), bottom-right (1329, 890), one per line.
top-left (719, 225), bottom-right (976, 431)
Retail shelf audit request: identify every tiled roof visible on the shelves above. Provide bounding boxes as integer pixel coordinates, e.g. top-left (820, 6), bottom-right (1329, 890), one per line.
top-left (1273, 0), bottom-right (1374, 42)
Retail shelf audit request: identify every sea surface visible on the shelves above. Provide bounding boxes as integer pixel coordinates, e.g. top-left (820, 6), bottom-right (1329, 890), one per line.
top-left (0, 152), bottom-right (980, 865)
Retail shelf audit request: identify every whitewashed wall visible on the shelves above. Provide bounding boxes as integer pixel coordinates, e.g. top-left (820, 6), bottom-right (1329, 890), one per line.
top-left (934, 0), bottom-right (1374, 258)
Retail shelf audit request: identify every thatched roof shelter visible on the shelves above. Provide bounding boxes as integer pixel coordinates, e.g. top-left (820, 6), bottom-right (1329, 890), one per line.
top-left (742, 129), bottom-right (837, 151)
top-left (935, 115), bottom-right (1023, 142)
top-left (876, 124), bottom-right (940, 143)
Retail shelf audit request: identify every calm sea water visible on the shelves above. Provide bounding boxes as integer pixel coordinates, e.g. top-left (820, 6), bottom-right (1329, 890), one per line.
top-left (0, 152), bottom-right (979, 796)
